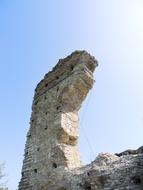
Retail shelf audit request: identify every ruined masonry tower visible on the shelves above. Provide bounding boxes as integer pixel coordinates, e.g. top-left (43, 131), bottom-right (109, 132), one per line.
top-left (19, 51), bottom-right (143, 190)
top-left (19, 51), bottom-right (98, 190)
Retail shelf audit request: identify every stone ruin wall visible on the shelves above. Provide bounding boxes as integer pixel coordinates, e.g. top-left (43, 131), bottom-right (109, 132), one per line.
top-left (18, 51), bottom-right (143, 190)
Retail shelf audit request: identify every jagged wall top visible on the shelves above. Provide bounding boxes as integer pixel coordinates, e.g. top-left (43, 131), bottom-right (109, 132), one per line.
top-left (35, 50), bottom-right (98, 99)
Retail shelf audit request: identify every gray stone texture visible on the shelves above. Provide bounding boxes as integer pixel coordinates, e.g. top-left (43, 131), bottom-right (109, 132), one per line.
top-left (18, 51), bottom-right (143, 190)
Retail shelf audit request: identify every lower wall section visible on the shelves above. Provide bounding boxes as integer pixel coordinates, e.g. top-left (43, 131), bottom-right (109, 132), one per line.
top-left (19, 152), bottom-right (143, 190)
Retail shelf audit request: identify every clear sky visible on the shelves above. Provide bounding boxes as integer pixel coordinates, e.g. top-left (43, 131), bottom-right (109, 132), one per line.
top-left (0, 0), bottom-right (143, 189)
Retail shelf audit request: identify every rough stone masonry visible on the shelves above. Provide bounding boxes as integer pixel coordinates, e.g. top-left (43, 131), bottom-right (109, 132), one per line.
top-left (18, 51), bottom-right (143, 190)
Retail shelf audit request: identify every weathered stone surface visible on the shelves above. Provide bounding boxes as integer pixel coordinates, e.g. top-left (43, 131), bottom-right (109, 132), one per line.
top-left (18, 51), bottom-right (143, 190)
top-left (115, 146), bottom-right (143, 157)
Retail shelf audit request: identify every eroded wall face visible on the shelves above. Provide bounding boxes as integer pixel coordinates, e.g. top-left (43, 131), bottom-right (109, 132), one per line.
top-left (18, 51), bottom-right (97, 190)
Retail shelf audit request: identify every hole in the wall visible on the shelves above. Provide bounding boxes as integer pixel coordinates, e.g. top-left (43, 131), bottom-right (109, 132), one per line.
top-left (56, 76), bottom-right (59, 80)
top-left (45, 83), bottom-right (48, 87)
top-left (34, 169), bottom-right (38, 173)
top-left (45, 127), bottom-right (48, 130)
top-left (70, 65), bottom-right (74, 71)
top-left (52, 163), bottom-right (57, 169)
top-left (25, 151), bottom-right (28, 156)
top-left (56, 106), bottom-right (60, 111)
top-left (87, 172), bottom-right (90, 176)
top-left (37, 147), bottom-right (40, 152)
top-left (131, 176), bottom-right (142, 185)
top-left (85, 185), bottom-right (91, 190)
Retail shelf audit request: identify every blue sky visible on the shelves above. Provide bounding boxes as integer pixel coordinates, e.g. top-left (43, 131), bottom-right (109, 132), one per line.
top-left (0, 0), bottom-right (143, 189)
